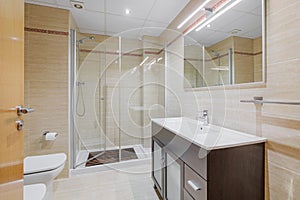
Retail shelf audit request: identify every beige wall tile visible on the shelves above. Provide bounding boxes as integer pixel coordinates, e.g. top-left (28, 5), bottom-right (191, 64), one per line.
top-left (267, 161), bottom-right (300, 200)
top-left (25, 3), bottom-right (70, 179)
top-left (25, 3), bottom-right (69, 32)
top-left (25, 33), bottom-right (68, 82)
top-left (267, 1), bottom-right (300, 65)
top-left (164, 0), bottom-right (300, 199)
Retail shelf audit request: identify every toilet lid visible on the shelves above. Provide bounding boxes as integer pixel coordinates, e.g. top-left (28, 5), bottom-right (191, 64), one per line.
top-left (24, 184), bottom-right (46, 200)
top-left (24, 153), bottom-right (66, 174)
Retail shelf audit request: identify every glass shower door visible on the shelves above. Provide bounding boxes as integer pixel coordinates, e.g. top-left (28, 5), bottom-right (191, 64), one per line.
top-left (71, 30), bottom-right (165, 168)
top-left (72, 31), bottom-right (112, 168)
top-left (118, 36), bottom-right (144, 161)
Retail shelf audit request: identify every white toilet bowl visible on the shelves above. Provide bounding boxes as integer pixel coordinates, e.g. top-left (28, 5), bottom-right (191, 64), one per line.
top-left (24, 184), bottom-right (46, 200)
top-left (24, 153), bottom-right (66, 200)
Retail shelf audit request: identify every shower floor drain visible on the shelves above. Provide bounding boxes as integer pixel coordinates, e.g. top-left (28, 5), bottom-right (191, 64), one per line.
top-left (85, 148), bottom-right (138, 167)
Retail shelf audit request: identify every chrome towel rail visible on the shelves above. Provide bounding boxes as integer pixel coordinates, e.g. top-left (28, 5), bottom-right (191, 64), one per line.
top-left (240, 97), bottom-right (300, 105)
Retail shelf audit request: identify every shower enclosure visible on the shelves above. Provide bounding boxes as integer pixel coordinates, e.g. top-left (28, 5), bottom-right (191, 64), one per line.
top-left (70, 29), bottom-right (165, 169)
top-left (204, 48), bottom-right (233, 86)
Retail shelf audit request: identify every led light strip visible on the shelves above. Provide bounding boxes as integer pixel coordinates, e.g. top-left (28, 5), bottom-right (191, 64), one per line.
top-left (139, 56), bottom-right (149, 66)
top-left (183, 15), bottom-right (207, 36)
top-left (195, 0), bottom-right (242, 32)
top-left (149, 60), bottom-right (156, 65)
top-left (177, 0), bottom-right (212, 29)
top-left (213, 0), bottom-right (231, 12)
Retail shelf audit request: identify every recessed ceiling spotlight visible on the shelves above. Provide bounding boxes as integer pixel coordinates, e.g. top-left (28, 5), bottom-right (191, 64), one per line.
top-left (125, 9), bottom-right (131, 15)
top-left (74, 4), bottom-right (83, 9)
top-left (71, 1), bottom-right (84, 9)
top-left (207, 24), bottom-right (211, 28)
top-left (230, 29), bottom-right (242, 34)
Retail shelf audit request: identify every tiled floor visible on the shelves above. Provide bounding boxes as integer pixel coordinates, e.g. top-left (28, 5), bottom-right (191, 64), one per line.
top-left (53, 161), bottom-right (158, 200)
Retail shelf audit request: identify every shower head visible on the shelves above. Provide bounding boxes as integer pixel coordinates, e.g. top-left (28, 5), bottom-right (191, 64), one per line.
top-left (77, 36), bottom-right (95, 44)
top-left (211, 50), bottom-right (220, 57)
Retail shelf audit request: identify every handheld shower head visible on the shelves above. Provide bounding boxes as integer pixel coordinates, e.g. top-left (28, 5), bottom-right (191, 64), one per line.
top-left (77, 36), bottom-right (95, 44)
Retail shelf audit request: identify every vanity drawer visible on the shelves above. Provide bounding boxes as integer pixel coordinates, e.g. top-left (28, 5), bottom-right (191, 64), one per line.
top-left (184, 190), bottom-right (194, 200)
top-left (184, 165), bottom-right (207, 200)
top-left (153, 124), bottom-right (207, 179)
top-left (181, 144), bottom-right (207, 180)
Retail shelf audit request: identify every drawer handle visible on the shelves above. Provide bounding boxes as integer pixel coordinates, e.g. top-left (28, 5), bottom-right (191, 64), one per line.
top-left (187, 180), bottom-right (202, 191)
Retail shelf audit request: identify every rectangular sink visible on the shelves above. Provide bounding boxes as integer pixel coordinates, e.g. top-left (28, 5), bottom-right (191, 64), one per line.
top-left (152, 117), bottom-right (266, 150)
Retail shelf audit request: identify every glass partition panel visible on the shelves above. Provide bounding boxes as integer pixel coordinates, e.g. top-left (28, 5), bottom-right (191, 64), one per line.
top-left (119, 36), bottom-right (143, 160)
top-left (184, 41), bottom-right (204, 88)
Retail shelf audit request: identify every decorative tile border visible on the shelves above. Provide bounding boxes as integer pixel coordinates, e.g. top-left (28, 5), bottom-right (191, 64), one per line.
top-left (144, 51), bottom-right (161, 55)
top-left (25, 27), bottom-right (69, 36)
top-left (184, 51), bottom-right (262, 62)
top-left (253, 51), bottom-right (263, 56)
top-left (184, 58), bottom-right (203, 62)
top-left (80, 49), bottom-right (143, 57)
top-left (234, 51), bottom-right (262, 56)
top-left (80, 49), bottom-right (165, 57)
top-left (79, 49), bottom-right (262, 59)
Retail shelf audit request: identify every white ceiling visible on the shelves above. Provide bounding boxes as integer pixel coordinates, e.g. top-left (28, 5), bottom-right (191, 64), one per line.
top-left (24, 0), bottom-right (263, 45)
top-left (185, 0), bottom-right (263, 46)
top-left (25, 0), bottom-right (190, 37)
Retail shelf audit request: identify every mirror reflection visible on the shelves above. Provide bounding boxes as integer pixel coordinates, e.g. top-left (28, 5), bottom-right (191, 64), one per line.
top-left (184, 0), bottom-right (263, 88)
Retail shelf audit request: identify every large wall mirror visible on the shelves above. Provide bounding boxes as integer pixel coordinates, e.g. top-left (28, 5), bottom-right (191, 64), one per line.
top-left (184, 0), bottom-right (264, 88)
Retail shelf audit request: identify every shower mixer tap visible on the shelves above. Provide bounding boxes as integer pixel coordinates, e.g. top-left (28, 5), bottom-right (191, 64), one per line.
top-left (76, 81), bottom-right (85, 86)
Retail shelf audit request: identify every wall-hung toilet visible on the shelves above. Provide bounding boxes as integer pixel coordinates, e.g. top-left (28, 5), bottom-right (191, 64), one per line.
top-left (24, 153), bottom-right (67, 200)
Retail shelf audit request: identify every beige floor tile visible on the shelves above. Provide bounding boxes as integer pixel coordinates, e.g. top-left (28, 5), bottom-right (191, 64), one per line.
top-left (53, 163), bottom-right (158, 200)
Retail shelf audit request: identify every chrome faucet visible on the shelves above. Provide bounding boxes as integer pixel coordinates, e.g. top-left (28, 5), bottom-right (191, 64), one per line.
top-left (196, 110), bottom-right (209, 125)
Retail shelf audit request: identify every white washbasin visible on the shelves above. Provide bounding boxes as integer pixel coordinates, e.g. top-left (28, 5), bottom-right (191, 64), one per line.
top-left (155, 117), bottom-right (210, 136)
top-left (152, 117), bottom-right (266, 150)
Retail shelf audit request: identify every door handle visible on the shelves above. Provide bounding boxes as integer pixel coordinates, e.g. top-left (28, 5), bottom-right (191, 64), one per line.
top-left (16, 120), bottom-right (24, 131)
top-left (16, 105), bottom-right (34, 116)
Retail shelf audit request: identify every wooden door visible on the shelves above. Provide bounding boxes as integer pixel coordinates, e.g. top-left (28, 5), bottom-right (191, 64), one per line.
top-left (0, 0), bottom-right (24, 199)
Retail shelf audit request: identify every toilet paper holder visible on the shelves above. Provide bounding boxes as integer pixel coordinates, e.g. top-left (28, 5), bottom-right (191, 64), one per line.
top-left (43, 131), bottom-right (51, 135)
top-left (43, 131), bottom-right (58, 137)
top-left (43, 131), bottom-right (59, 135)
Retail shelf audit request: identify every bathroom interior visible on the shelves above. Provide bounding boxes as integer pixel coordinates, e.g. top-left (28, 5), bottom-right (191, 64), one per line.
top-left (0, 0), bottom-right (300, 199)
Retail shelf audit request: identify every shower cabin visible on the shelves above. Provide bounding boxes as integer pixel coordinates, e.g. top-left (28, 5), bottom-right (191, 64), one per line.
top-left (70, 30), bottom-right (166, 169)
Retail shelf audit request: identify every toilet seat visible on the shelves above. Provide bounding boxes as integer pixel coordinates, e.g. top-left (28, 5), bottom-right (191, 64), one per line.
top-left (24, 184), bottom-right (46, 200)
top-left (24, 153), bottom-right (67, 175)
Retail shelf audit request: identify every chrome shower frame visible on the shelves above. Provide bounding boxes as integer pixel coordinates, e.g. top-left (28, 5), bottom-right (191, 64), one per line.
top-left (70, 29), bottom-right (77, 169)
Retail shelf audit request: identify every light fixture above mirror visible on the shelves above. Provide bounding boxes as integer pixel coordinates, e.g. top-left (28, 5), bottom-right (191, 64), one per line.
top-left (177, 0), bottom-right (212, 29)
top-left (195, 0), bottom-right (243, 32)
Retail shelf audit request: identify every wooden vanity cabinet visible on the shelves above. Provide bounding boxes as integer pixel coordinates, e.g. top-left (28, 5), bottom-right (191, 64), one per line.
top-left (152, 123), bottom-right (265, 200)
